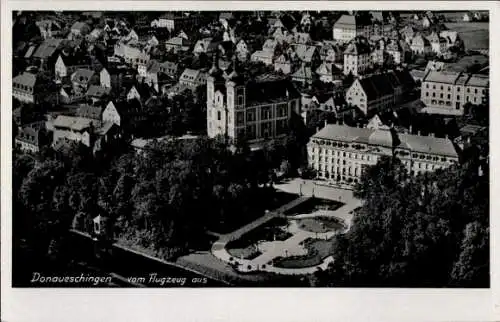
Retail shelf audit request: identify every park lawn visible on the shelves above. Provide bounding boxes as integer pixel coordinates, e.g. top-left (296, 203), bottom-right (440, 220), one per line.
top-left (209, 190), bottom-right (297, 235)
top-left (296, 217), bottom-right (344, 233)
top-left (272, 238), bottom-right (336, 269)
top-left (227, 244), bottom-right (262, 260)
top-left (226, 217), bottom-right (292, 250)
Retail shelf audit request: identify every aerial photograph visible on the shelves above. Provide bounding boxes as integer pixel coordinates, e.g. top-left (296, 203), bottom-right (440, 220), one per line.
top-left (11, 10), bottom-right (489, 288)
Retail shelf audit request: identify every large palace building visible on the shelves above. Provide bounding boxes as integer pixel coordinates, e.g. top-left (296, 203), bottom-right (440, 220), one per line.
top-left (307, 124), bottom-right (459, 186)
top-left (206, 58), bottom-right (300, 147)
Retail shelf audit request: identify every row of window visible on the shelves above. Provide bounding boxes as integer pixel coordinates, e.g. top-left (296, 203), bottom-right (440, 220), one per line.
top-left (311, 151), bottom-right (373, 162)
top-left (425, 83), bottom-right (486, 95)
top-left (13, 83), bottom-right (34, 92)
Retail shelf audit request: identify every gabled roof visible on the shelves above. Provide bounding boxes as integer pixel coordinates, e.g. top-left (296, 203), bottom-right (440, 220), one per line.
top-left (71, 21), bottom-right (90, 31)
top-left (245, 75), bottom-right (299, 106)
top-left (180, 68), bottom-right (206, 82)
top-left (344, 37), bottom-right (371, 55)
top-left (33, 38), bottom-right (63, 59)
top-left (295, 44), bottom-right (317, 63)
top-left (76, 104), bottom-right (103, 120)
top-left (292, 64), bottom-right (313, 79)
top-left (86, 85), bottom-right (111, 98)
top-left (59, 53), bottom-right (92, 67)
top-left (356, 73), bottom-right (397, 100)
top-left (166, 36), bottom-right (191, 46)
top-left (313, 124), bottom-right (458, 157)
top-left (53, 115), bottom-right (94, 131)
top-left (13, 72), bottom-right (37, 88)
top-left (71, 68), bottom-right (95, 83)
top-left (423, 70), bottom-right (461, 84)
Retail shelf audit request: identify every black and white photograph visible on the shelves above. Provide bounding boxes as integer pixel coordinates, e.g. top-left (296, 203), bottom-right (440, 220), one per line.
top-left (8, 7), bottom-right (491, 288)
top-left (2, 1), bottom-right (498, 320)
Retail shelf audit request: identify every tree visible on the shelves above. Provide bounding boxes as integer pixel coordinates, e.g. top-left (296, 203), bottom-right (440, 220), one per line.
top-left (320, 156), bottom-right (489, 287)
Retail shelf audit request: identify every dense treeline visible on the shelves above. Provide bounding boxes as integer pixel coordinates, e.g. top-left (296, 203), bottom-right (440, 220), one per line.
top-left (315, 155), bottom-right (489, 287)
top-left (13, 132), bottom-right (305, 263)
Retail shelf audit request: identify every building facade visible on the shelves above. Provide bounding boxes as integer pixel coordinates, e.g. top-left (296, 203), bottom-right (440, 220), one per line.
top-left (421, 71), bottom-right (489, 114)
top-left (206, 65), bottom-right (300, 146)
top-left (343, 37), bottom-right (372, 76)
top-left (307, 124), bottom-right (459, 186)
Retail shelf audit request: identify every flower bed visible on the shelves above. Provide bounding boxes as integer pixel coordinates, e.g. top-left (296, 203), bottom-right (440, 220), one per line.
top-left (285, 198), bottom-right (344, 216)
top-left (272, 238), bottom-right (336, 269)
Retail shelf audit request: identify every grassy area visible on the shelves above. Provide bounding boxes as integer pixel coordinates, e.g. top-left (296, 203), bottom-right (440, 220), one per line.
top-left (272, 238), bottom-right (336, 269)
top-left (227, 244), bottom-right (262, 260)
top-left (285, 198), bottom-right (344, 216)
top-left (445, 22), bottom-right (489, 50)
top-left (226, 217), bottom-right (292, 250)
top-left (296, 217), bottom-right (345, 233)
top-left (209, 190), bottom-right (297, 234)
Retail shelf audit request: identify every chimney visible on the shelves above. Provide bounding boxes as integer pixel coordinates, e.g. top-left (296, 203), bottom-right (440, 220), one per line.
top-left (445, 134), bottom-right (448, 140)
top-left (429, 132), bottom-right (434, 137)
top-left (316, 126), bottom-right (320, 133)
top-left (417, 130), bottom-right (421, 136)
top-left (409, 124), bottom-right (413, 134)
top-left (324, 119), bottom-right (328, 128)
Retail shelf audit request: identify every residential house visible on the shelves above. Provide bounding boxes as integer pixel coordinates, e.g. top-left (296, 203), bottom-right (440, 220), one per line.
top-left (425, 60), bottom-right (449, 73)
top-left (142, 60), bottom-right (172, 92)
top-left (291, 63), bottom-right (314, 85)
top-left (70, 21), bottom-right (91, 38)
top-left (319, 41), bottom-right (342, 64)
top-left (165, 36), bottom-right (191, 53)
top-left (59, 83), bottom-right (86, 104)
top-left (193, 37), bottom-right (220, 57)
top-left (426, 32), bottom-right (448, 55)
top-left (114, 43), bottom-right (150, 67)
top-left (151, 12), bottom-right (201, 32)
top-left (440, 30), bottom-right (460, 49)
top-left (54, 53), bottom-right (92, 80)
top-left (32, 38), bottom-right (64, 72)
top-left (289, 32), bottom-right (312, 45)
top-left (400, 25), bottom-right (416, 43)
top-left (295, 44), bottom-right (320, 69)
top-left (274, 54), bottom-right (296, 74)
top-left (315, 62), bottom-right (342, 83)
top-left (15, 121), bottom-right (47, 153)
top-left (251, 50), bottom-right (275, 66)
top-left (386, 40), bottom-right (406, 65)
top-left (410, 34), bottom-right (432, 55)
top-left (333, 14), bottom-right (372, 43)
top-left (126, 82), bottom-right (157, 104)
top-left (421, 71), bottom-right (488, 115)
top-left (159, 61), bottom-right (178, 78)
top-left (76, 104), bottom-right (104, 123)
top-left (12, 72), bottom-right (43, 103)
top-left (86, 85), bottom-right (111, 105)
top-left (346, 70), bottom-right (415, 115)
top-left (71, 68), bottom-right (98, 92)
top-left (179, 68), bottom-right (208, 88)
top-left (235, 39), bottom-right (251, 62)
top-left (100, 66), bottom-right (126, 91)
top-left (343, 36), bottom-right (372, 76)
